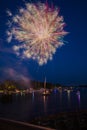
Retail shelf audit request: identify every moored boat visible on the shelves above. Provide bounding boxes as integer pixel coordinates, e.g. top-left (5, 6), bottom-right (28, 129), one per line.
top-left (42, 77), bottom-right (50, 96)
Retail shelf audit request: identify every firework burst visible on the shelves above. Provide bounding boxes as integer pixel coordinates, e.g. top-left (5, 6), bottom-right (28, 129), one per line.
top-left (7, 2), bottom-right (68, 65)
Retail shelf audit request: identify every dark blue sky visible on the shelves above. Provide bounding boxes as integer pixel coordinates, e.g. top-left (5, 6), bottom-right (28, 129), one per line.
top-left (0, 0), bottom-right (87, 86)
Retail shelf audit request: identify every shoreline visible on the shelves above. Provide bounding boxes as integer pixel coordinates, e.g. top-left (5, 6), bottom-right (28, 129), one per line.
top-left (0, 110), bottom-right (87, 130)
top-left (30, 110), bottom-right (87, 130)
top-left (0, 117), bottom-right (55, 130)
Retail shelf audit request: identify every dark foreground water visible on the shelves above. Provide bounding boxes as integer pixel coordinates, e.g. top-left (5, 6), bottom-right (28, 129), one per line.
top-left (0, 87), bottom-right (87, 122)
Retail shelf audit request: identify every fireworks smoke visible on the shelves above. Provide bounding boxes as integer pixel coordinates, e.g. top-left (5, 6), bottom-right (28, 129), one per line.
top-left (7, 2), bottom-right (68, 65)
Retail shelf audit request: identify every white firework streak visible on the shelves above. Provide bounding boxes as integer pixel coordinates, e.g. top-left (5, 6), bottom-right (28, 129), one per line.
top-left (7, 2), bottom-right (68, 65)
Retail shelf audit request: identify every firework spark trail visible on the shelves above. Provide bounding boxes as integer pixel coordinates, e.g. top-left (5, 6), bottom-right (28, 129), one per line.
top-left (6, 2), bottom-right (68, 65)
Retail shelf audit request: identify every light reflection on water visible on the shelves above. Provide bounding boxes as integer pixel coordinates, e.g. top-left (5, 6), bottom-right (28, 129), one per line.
top-left (0, 87), bottom-right (87, 121)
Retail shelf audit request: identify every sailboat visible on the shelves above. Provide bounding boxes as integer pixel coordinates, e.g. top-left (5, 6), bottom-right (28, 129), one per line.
top-left (42, 77), bottom-right (50, 96)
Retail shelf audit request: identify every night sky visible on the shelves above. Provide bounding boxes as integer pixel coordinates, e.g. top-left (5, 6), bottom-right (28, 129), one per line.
top-left (0, 0), bottom-right (87, 86)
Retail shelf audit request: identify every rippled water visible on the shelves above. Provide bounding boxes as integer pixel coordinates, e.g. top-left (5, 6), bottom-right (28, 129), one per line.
top-left (0, 87), bottom-right (87, 121)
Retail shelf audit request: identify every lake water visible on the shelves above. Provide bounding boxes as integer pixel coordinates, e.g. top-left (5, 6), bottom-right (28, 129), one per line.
top-left (0, 87), bottom-right (87, 122)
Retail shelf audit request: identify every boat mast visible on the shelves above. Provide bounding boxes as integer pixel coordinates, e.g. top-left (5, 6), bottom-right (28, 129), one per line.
top-left (44, 77), bottom-right (46, 90)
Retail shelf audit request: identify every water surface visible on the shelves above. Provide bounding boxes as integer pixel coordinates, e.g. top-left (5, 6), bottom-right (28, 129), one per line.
top-left (0, 87), bottom-right (87, 121)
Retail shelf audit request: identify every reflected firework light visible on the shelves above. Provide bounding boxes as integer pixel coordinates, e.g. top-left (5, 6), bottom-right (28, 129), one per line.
top-left (6, 1), bottom-right (68, 65)
top-left (76, 90), bottom-right (80, 107)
